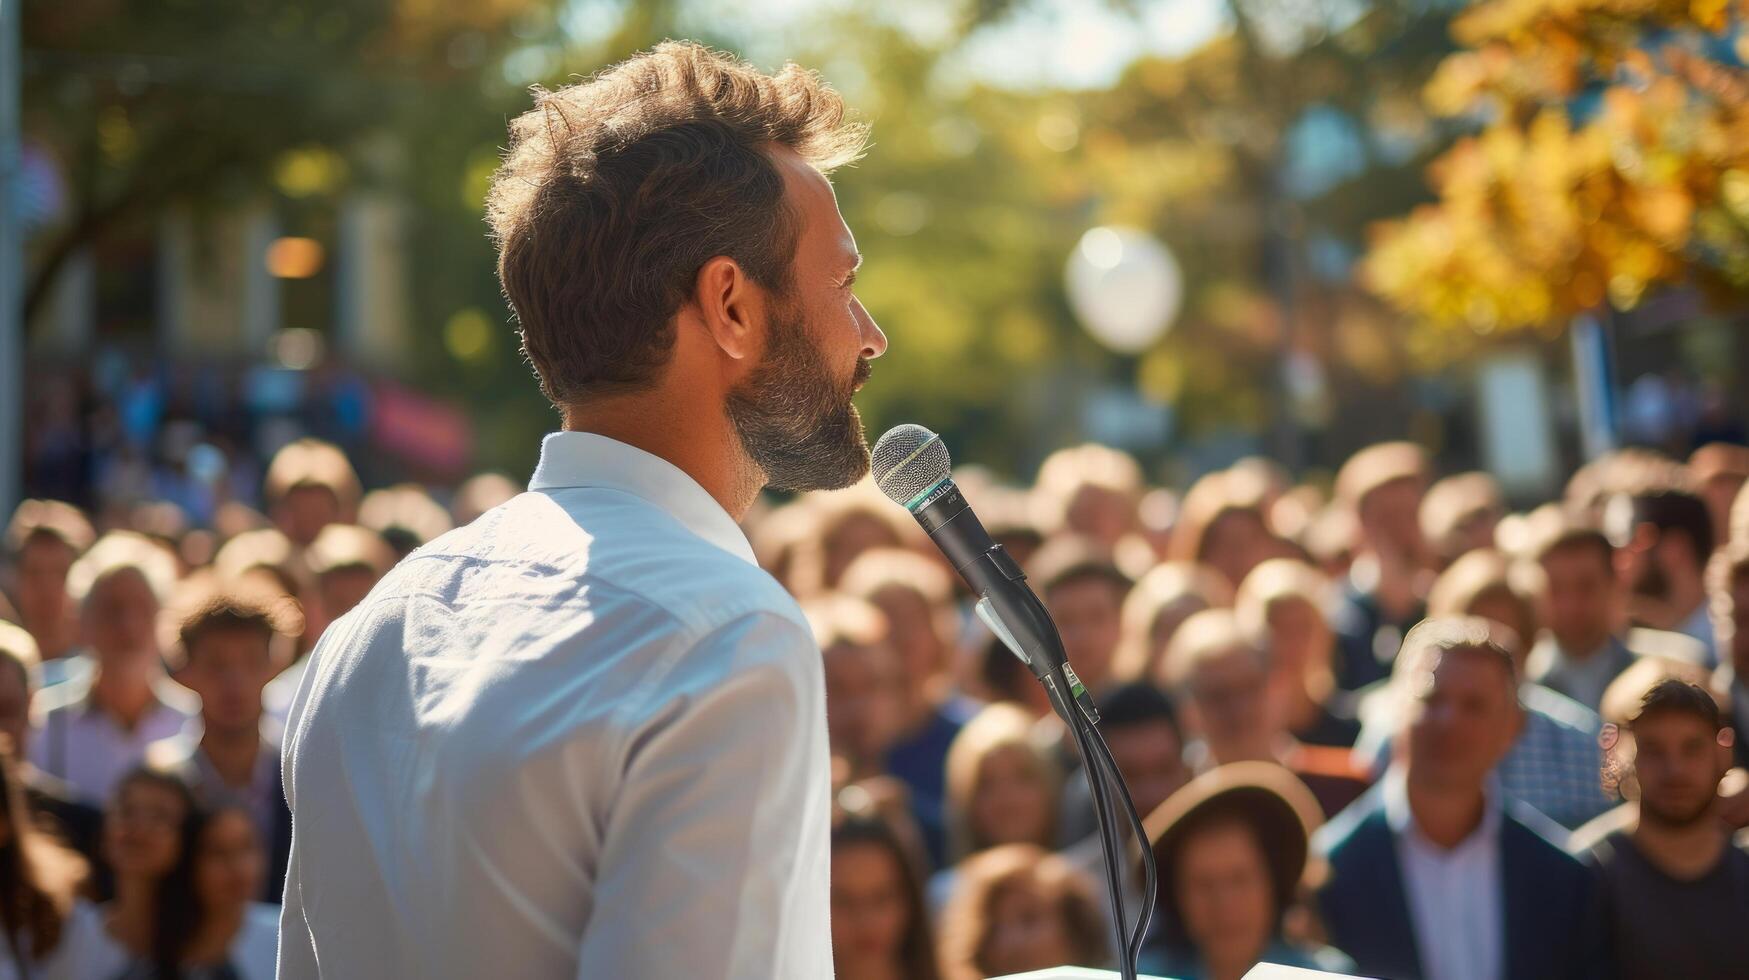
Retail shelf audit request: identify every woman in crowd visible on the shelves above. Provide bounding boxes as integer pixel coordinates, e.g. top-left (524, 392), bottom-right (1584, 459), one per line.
top-left (943, 704), bottom-right (1058, 860)
top-left (930, 704), bottom-right (1061, 910)
top-left (86, 767), bottom-right (199, 977)
top-left (936, 843), bottom-right (1106, 980)
top-left (830, 813), bottom-right (939, 980)
top-left (1111, 562), bottom-right (1233, 686)
top-left (0, 738), bottom-right (108, 980)
top-left (91, 781), bottom-right (280, 978)
top-left (1139, 762), bottom-right (1353, 980)
top-left (1234, 559), bottom-right (1361, 748)
top-left (174, 803), bottom-right (279, 977)
top-left (1168, 470), bottom-right (1291, 594)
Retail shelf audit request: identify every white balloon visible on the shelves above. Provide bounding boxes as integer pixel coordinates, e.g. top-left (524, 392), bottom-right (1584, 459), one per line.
top-left (1064, 226), bottom-right (1182, 354)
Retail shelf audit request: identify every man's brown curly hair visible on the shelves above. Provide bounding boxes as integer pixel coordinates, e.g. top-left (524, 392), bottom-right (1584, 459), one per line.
top-left (485, 41), bottom-right (869, 406)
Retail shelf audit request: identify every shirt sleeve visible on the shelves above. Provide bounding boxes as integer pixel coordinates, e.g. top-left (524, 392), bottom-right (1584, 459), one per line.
top-left (574, 611), bottom-right (833, 979)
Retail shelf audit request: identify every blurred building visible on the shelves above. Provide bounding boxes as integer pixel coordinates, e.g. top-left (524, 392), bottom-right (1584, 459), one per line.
top-left (29, 185), bottom-right (409, 369)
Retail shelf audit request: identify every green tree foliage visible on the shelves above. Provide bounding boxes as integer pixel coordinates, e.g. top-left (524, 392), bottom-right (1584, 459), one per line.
top-left (19, 0), bottom-right (538, 323)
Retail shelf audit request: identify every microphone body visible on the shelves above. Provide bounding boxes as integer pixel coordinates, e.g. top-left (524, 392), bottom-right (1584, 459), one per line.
top-left (906, 478), bottom-right (1096, 719)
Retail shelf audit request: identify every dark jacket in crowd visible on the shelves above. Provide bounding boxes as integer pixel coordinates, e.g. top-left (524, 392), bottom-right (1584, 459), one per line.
top-left (1314, 790), bottom-right (1609, 980)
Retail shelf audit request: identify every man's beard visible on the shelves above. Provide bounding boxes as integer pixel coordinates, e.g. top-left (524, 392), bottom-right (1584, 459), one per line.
top-left (725, 302), bottom-right (872, 493)
top-left (1638, 781), bottom-right (1718, 828)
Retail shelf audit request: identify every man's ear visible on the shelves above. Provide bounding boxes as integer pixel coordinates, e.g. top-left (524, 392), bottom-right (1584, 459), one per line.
top-left (692, 255), bottom-right (760, 362)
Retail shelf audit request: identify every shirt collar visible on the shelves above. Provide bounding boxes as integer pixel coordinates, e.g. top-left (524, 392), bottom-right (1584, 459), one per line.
top-left (1382, 766), bottom-right (1503, 850)
top-left (527, 431), bottom-right (757, 566)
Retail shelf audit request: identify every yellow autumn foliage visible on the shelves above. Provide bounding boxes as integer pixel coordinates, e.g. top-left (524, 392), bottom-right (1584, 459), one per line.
top-left (1364, 0), bottom-right (1749, 331)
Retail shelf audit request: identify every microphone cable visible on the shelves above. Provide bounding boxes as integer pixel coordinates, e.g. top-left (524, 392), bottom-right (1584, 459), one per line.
top-left (1045, 663), bottom-right (1159, 978)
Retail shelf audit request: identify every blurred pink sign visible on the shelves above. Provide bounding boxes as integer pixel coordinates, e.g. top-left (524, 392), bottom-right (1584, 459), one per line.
top-left (370, 382), bottom-right (474, 476)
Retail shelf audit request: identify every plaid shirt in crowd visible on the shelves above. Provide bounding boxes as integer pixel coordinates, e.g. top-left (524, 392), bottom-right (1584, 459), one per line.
top-left (1501, 685), bottom-right (1615, 831)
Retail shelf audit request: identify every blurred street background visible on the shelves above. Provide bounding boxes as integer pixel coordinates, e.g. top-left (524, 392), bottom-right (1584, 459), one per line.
top-left (9, 0), bottom-right (1749, 517)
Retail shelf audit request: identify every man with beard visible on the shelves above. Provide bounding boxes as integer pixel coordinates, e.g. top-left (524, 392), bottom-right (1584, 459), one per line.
top-left (277, 42), bottom-right (885, 979)
top-left (1587, 679), bottom-right (1749, 979)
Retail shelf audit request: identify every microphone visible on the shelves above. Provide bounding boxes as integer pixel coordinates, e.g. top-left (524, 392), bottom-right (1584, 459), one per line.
top-left (871, 424), bottom-right (1097, 724)
top-left (871, 423), bottom-right (1156, 979)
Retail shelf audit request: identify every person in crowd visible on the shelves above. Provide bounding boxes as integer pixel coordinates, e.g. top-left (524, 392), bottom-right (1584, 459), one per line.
top-left (942, 703), bottom-right (1059, 861)
top-left (841, 549), bottom-right (972, 868)
top-left (94, 798), bottom-right (281, 979)
top-left (1111, 562), bottom-right (1232, 687)
top-left (448, 472), bottom-right (521, 528)
top-left (302, 523), bottom-right (394, 629)
top-left (211, 527), bottom-right (321, 661)
top-left (791, 487), bottom-right (909, 598)
top-left (3, 500), bottom-right (95, 667)
top-left (259, 522), bottom-right (391, 723)
top-left (811, 598), bottom-right (909, 787)
top-left (1303, 504), bottom-right (1358, 581)
top-left (936, 843), bottom-right (1106, 980)
top-left (1129, 487), bottom-right (1179, 570)
top-left (1140, 761), bottom-right (1354, 980)
top-left (1161, 610), bottom-right (1368, 818)
top-left (358, 484), bottom-right (453, 561)
top-left (933, 704), bottom-right (1061, 909)
top-left (1706, 536), bottom-right (1749, 766)
top-left (1329, 442), bottom-right (1433, 692)
top-left (261, 438), bottom-right (361, 549)
top-left (1167, 471), bottom-right (1282, 596)
top-left (1568, 655), bottom-right (1720, 851)
top-left (1608, 484), bottom-right (1717, 662)
top-left (1587, 679), bottom-right (1749, 978)
top-left (0, 737), bottom-right (106, 979)
top-left (84, 767), bottom-right (200, 977)
top-left (830, 812), bottom-right (939, 980)
top-left (0, 623), bottom-right (104, 880)
top-left (1235, 559), bottom-right (1360, 748)
top-left (208, 529), bottom-right (295, 591)
top-left (1419, 471), bottom-right (1504, 571)
top-left (176, 803), bottom-right (281, 977)
top-left (1315, 617), bottom-right (1605, 980)
top-left (1031, 536), bottom-right (1132, 696)
top-left (149, 582), bottom-right (300, 902)
top-left (1397, 548), bottom-right (1616, 829)
top-left (811, 596), bottom-right (907, 783)
top-left (1687, 442), bottom-right (1749, 547)
top-left (31, 532), bottom-right (197, 806)
top-left (1028, 444), bottom-right (1144, 551)
top-left (1059, 681), bottom-right (1190, 919)
top-left (1524, 523), bottom-right (1648, 711)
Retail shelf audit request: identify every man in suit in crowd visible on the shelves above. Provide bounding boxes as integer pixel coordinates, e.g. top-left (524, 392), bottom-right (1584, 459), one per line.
top-left (1315, 617), bottom-right (1605, 980)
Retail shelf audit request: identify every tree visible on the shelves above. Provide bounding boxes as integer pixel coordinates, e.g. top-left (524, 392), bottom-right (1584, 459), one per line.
top-left (19, 0), bottom-right (536, 329)
top-left (1362, 0), bottom-right (1749, 334)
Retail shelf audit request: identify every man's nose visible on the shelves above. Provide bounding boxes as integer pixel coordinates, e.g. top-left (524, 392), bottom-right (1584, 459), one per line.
top-left (853, 298), bottom-right (887, 360)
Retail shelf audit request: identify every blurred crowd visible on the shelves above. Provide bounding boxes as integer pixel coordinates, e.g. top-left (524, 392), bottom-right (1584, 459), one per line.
top-left (5, 428), bottom-right (1749, 979)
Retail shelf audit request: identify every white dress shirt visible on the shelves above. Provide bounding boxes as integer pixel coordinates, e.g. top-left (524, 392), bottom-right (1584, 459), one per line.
top-left (278, 432), bottom-right (834, 979)
top-left (1384, 769), bottom-right (1504, 980)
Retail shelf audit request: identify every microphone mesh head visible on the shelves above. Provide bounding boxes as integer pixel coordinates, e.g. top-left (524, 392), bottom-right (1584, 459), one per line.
top-left (872, 424), bottom-right (952, 508)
